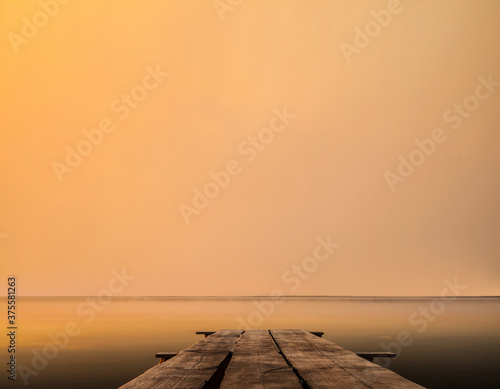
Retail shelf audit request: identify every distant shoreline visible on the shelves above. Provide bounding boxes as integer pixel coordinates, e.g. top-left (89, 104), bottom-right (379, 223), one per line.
top-left (3, 295), bottom-right (499, 299)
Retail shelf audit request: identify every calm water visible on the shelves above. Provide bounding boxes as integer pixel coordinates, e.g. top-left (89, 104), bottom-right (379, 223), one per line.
top-left (1, 297), bottom-right (499, 388)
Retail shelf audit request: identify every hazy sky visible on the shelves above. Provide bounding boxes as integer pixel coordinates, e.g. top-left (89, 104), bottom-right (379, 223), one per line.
top-left (1, 0), bottom-right (499, 296)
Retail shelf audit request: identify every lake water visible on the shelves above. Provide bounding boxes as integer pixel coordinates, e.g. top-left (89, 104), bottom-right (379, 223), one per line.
top-left (1, 297), bottom-right (499, 388)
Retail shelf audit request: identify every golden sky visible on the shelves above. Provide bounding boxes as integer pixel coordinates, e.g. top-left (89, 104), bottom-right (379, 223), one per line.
top-left (1, 0), bottom-right (499, 296)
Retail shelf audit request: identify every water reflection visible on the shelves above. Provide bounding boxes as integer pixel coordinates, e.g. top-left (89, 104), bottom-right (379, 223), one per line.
top-left (1, 297), bottom-right (498, 388)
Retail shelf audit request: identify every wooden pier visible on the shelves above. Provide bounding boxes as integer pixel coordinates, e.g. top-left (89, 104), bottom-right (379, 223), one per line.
top-left (120, 329), bottom-right (425, 388)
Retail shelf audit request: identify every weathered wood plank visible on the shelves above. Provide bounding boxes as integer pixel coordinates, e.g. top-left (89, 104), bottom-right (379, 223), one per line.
top-left (297, 336), bottom-right (422, 388)
top-left (270, 329), bottom-right (370, 388)
top-left (119, 329), bottom-right (242, 389)
top-left (271, 329), bottom-right (425, 389)
top-left (220, 329), bottom-right (302, 388)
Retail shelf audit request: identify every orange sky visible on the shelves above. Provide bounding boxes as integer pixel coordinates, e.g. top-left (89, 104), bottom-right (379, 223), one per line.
top-left (1, 0), bottom-right (499, 296)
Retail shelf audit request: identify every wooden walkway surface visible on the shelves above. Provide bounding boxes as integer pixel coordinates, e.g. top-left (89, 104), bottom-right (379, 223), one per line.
top-left (120, 329), bottom-right (425, 388)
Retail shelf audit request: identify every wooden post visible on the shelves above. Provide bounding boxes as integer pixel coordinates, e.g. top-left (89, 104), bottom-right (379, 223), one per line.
top-left (196, 331), bottom-right (215, 338)
top-left (155, 352), bottom-right (177, 364)
top-left (355, 352), bottom-right (397, 362)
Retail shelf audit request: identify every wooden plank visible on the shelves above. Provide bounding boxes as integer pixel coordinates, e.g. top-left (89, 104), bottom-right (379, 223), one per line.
top-left (220, 330), bottom-right (302, 388)
top-left (296, 338), bottom-right (422, 388)
top-left (119, 329), bottom-right (242, 389)
top-left (270, 329), bottom-right (370, 388)
top-left (271, 329), bottom-right (425, 389)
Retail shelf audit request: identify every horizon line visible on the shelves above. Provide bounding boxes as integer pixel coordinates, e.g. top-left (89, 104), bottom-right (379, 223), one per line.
top-left (2, 295), bottom-right (499, 299)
